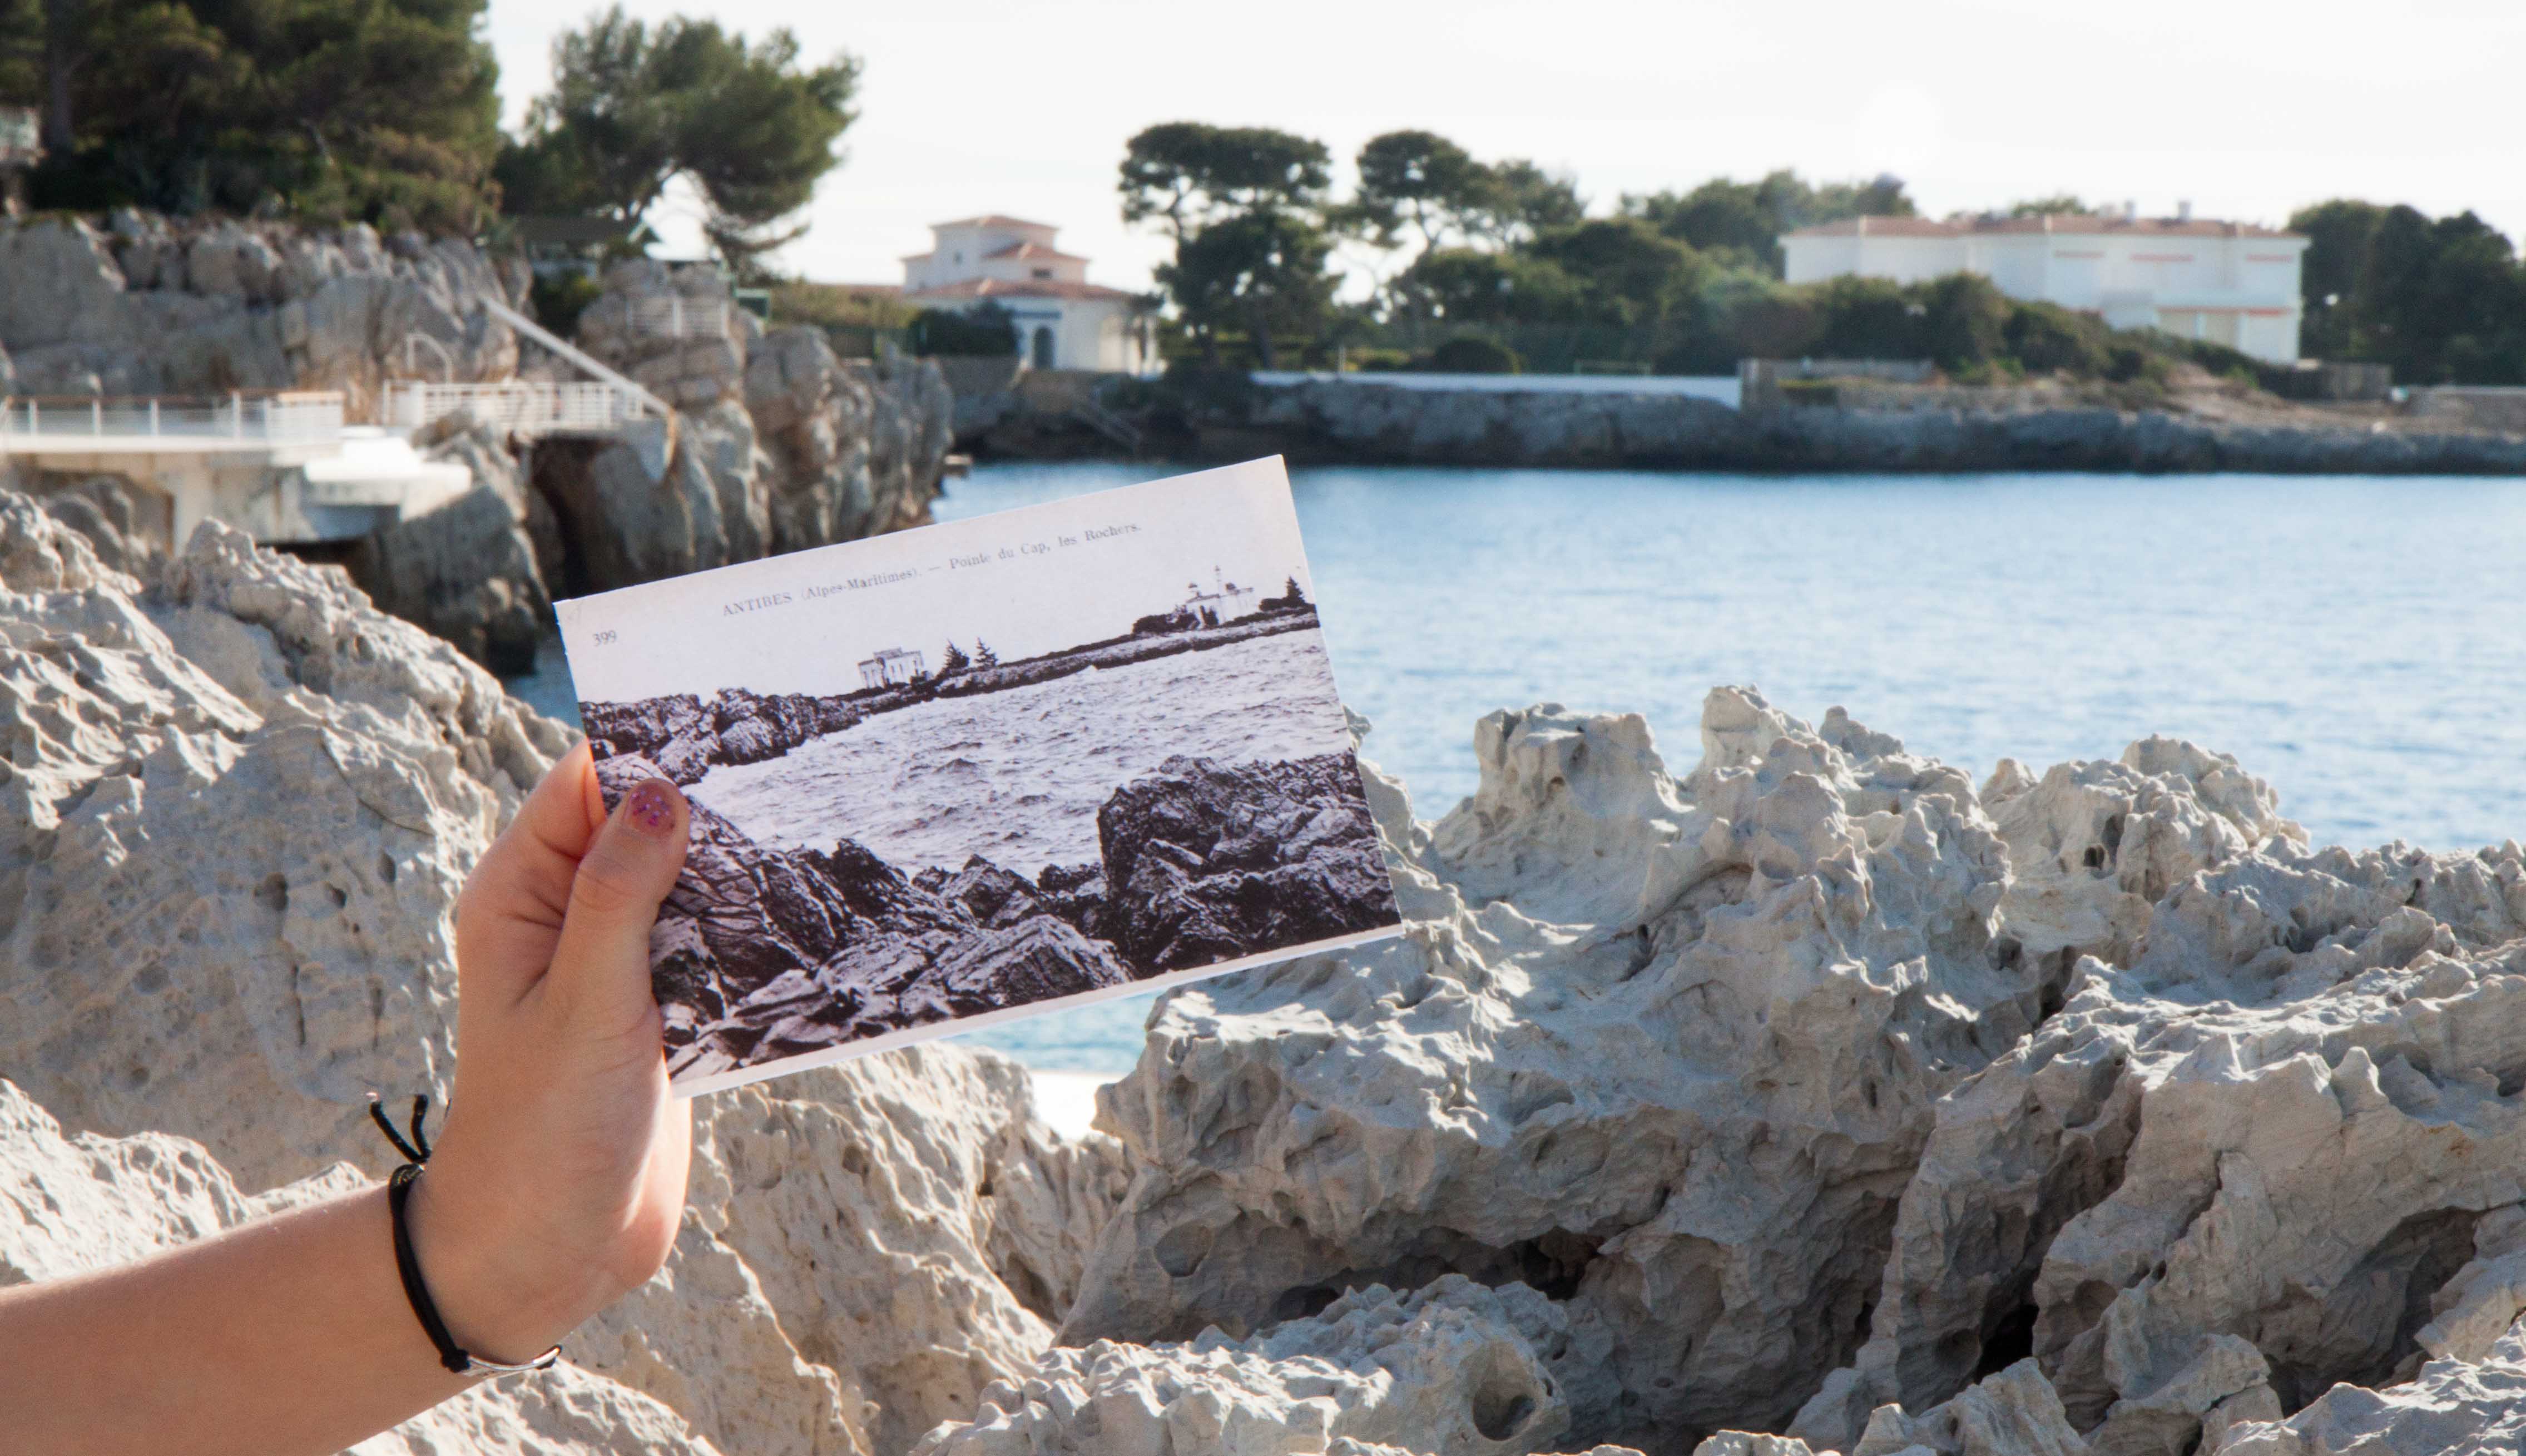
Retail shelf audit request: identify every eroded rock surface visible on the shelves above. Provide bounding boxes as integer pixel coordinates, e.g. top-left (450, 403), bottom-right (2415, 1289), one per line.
top-left (913, 1275), bottom-right (1579, 1456)
top-left (0, 1077), bottom-right (722, 1456)
top-left (1067, 694), bottom-right (2036, 1448)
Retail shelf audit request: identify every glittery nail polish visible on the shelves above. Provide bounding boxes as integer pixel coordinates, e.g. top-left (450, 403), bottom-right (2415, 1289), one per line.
top-left (626, 780), bottom-right (677, 836)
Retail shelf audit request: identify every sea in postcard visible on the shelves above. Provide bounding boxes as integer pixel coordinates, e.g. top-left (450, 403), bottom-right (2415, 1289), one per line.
top-left (508, 463), bottom-right (2526, 1074)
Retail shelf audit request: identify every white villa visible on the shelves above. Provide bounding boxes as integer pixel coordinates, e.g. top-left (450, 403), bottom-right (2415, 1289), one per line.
top-left (858, 647), bottom-right (926, 690)
top-left (1181, 568), bottom-right (1257, 627)
top-left (1780, 206), bottom-right (2311, 364)
top-left (902, 216), bottom-right (1153, 373)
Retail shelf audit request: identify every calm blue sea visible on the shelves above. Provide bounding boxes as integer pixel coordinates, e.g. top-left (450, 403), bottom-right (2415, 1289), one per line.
top-left (514, 463), bottom-right (2526, 1074)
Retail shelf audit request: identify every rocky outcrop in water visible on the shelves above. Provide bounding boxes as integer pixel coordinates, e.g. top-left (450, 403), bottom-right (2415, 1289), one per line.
top-left (531, 260), bottom-right (955, 597)
top-left (343, 416), bottom-right (553, 674)
top-left (1164, 375), bottom-right (2526, 474)
top-left (1099, 754), bottom-right (1401, 972)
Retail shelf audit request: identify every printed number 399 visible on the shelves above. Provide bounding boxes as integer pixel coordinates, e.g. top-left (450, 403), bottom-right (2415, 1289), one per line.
top-left (592, 630), bottom-right (619, 646)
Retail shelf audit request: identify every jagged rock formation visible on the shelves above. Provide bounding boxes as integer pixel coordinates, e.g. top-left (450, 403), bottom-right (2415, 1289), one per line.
top-left (532, 260), bottom-right (953, 596)
top-left (344, 416), bottom-right (553, 674)
top-left (912, 1276), bottom-right (1581, 1455)
top-left (0, 492), bottom-right (564, 1190)
top-left (1098, 753), bottom-right (1400, 972)
top-left (1066, 695), bottom-right (2037, 1447)
top-left (0, 1077), bottom-right (724, 1455)
top-left (18, 481), bottom-right (2526, 1456)
top-left (611, 744), bottom-right (1391, 1079)
top-left (0, 212), bottom-right (519, 415)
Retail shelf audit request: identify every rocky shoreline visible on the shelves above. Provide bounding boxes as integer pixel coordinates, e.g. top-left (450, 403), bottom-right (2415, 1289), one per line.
top-left (11, 491), bottom-right (2526, 1456)
top-left (580, 608), bottom-right (1324, 785)
top-left (609, 747), bottom-right (1396, 1082)
top-left (969, 372), bottom-right (2526, 475)
top-left (0, 215), bottom-right (953, 673)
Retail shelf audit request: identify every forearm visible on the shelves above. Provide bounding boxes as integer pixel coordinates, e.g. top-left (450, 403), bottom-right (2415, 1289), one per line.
top-left (0, 1185), bottom-right (472, 1456)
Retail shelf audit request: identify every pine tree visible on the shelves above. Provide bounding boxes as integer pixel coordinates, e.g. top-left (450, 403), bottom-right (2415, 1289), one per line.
top-left (972, 640), bottom-right (999, 668)
top-left (939, 641), bottom-right (970, 675)
top-left (1283, 575), bottom-right (1309, 606)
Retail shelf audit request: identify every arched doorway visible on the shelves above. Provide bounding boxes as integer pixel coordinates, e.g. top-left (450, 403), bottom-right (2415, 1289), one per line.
top-left (1032, 324), bottom-right (1056, 370)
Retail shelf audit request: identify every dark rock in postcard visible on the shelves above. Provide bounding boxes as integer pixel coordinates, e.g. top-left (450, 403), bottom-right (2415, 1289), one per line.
top-left (942, 857), bottom-right (1048, 929)
top-left (1098, 753), bottom-right (1401, 973)
top-left (936, 918), bottom-right (1130, 1012)
top-left (1033, 863), bottom-right (1110, 939)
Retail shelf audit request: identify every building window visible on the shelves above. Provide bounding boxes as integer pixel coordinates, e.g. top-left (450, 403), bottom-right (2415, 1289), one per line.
top-left (1032, 267), bottom-right (1053, 279)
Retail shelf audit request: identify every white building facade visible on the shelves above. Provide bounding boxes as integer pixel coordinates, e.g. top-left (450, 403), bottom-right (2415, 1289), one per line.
top-left (902, 216), bottom-right (1154, 373)
top-left (858, 648), bottom-right (925, 690)
top-left (1781, 210), bottom-right (2310, 364)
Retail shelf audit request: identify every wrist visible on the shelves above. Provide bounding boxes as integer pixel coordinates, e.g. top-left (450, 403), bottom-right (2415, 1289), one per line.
top-left (400, 1156), bottom-right (602, 1366)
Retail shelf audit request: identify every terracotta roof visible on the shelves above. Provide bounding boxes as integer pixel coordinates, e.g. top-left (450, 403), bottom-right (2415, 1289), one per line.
top-left (904, 277), bottom-right (1146, 304)
top-left (983, 240), bottom-right (1090, 263)
top-left (931, 214), bottom-right (1058, 232)
top-left (1782, 214), bottom-right (2301, 241)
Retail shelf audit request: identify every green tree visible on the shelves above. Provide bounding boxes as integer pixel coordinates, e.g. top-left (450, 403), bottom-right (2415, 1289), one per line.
top-left (1351, 128), bottom-right (1485, 253)
top-left (498, 6), bottom-right (858, 271)
top-left (2290, 199), bottom-right (2386, 359)
top-left (1627, 170), bottom-right (1913, 274)
top-left (1393, 246), bottom-right (1582, 325)
top-left (5, 0), bottom-right (502, 228)
top-left (1522, 217), bottom-right (1706, 325)
top-left (1118, 121), bottom-right (1330, 241)
top-left (2008, 194), bottom-right (2089, 217)
top-left (1157, 206), bottom-right (1335, 367)
top-left (1462, 159), bottom-right (1583, 247)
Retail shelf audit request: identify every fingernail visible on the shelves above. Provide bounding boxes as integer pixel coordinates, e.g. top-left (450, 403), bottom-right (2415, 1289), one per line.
top-left (624, 779), bottom-right (680, 838)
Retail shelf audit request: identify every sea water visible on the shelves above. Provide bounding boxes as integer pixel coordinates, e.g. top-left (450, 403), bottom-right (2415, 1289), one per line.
top-left (508, 463), bottom-right (2526, 1074)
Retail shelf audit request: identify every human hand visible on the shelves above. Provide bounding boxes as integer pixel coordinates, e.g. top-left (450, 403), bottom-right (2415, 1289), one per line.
top-left (407, 742), bottom-right (694, 1363)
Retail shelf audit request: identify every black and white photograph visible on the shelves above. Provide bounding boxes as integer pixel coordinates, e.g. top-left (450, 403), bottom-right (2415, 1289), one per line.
top-left (557, 458), bottom-right (1403, 1095)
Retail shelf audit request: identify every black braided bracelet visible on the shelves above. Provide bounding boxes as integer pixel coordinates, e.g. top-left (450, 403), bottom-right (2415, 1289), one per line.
top-left (370, 1095), bottom-right (562, 1379)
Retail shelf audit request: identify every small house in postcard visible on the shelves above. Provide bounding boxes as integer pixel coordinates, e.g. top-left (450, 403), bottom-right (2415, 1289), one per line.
top-left (858, 647), bottom-right (926, 690)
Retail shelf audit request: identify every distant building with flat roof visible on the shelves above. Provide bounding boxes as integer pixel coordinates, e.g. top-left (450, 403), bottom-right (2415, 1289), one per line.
top-left (858, 647), bottom-right (925, 689)
top-left (1781, 205), bottom-right (2309, 364)
top-left (902, 216), bottom-right (1154, 373)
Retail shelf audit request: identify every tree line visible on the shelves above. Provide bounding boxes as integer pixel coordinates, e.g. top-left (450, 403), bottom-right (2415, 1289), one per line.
top-left (1123, 122), bottom-right (2526, 385)
top-left (0, 1), bottom-right (853, 269)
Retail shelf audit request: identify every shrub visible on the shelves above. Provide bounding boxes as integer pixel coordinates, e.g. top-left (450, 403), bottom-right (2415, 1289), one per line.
top-left (1421, 335), bottom-right (1520, 373)
top-left (910, 303), bottom-right (1018, 356)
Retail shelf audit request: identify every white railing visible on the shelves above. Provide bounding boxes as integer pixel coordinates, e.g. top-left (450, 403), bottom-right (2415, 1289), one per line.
top-left (381, 380), bottom-right (651, 437)
top-left (0, 390), bottom-right (345, 445)
top-left (627, 296), bottom-right (731, 339)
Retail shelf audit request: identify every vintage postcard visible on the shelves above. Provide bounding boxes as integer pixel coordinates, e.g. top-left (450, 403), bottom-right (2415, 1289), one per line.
top-left (555, 457), bottom-right (1404, 1096)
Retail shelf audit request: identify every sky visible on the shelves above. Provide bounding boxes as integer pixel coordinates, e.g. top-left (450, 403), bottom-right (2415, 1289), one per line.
top-left (554, 461), bottom-right (1315, 702)
top-left (486, 0), bottom-right (2526, 293)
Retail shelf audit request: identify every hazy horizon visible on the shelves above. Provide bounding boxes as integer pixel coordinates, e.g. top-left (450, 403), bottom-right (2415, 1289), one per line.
top-left (487, 0), bottom-right (2526, 293)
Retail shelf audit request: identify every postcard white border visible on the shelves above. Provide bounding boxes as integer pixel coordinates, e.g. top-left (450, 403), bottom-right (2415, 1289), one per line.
top-left (669, 920), bottom-right (1404, 1100)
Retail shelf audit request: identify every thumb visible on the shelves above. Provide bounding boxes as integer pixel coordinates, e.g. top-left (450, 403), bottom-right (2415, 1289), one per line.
top-left (547, 775), bottom-right (691, 1034)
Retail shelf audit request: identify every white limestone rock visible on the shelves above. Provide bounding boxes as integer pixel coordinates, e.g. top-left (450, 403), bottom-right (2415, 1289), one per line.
top-left (0, 499), bottom-right (566, 1191)
top-left (0, 1076), bottom-right (722, 1456)
top-left (2216, 1315), bottom-right (2526, 1456)
top-left (0, 215), bottom-right (517, 413)
top-left (1792, 816), bottom-right (2526, 1455)
top-left (1066, 690), bottom-right (2045, 1448)
top-left (912, 1275), bottom-right (1576, 1456)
